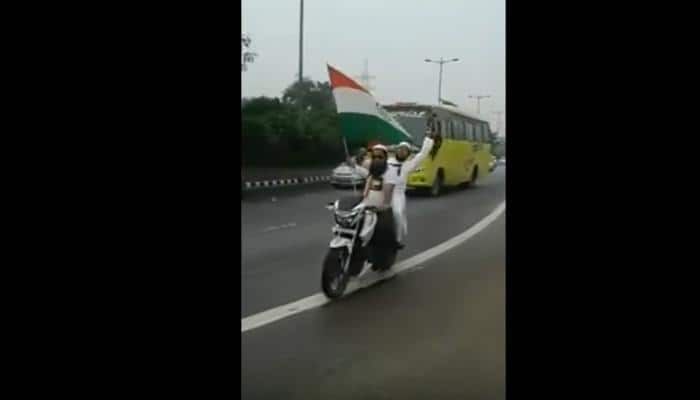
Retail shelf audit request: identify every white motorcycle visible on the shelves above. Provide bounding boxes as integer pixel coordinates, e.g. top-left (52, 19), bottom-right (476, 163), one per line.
top-left (321, 195), bottom-right (398, 299)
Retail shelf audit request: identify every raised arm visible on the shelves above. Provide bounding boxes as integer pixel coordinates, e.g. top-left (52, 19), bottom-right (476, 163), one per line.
top-left (402, 136), bottom-right (435, 174)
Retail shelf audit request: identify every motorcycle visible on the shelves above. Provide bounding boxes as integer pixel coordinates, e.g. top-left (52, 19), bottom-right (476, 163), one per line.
top-left (321, 194), bottom-right (399, 299)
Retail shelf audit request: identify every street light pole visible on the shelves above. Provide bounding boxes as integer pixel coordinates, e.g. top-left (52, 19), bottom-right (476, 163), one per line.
top-left (438, 58), bottom-right (444, 103)
top-left (425, 57), bottom-right (459, 104)
top-left (492, 111), bottom-right (504, 134)
top-left (296, 0), bottom-right (305, 136)
top-left (468, 95), bottom-right (491, 115)
top-left (298, 0), bottom-right (304, 83)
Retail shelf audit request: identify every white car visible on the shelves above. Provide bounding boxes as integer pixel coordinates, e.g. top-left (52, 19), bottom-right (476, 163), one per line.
top-left (330, 162), bottom-right (365, 189)
top-left (489, 158), bottom-right (498, 172)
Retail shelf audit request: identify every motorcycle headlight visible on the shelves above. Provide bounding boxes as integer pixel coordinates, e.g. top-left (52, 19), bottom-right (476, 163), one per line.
top-left (335, 211), bottom-right (360, 228)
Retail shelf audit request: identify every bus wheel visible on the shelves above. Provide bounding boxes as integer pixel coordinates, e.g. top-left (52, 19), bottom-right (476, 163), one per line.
top-left (430, 172), bottom-right (443, 197)
top-left (467, 167), bottom-right (479, 188)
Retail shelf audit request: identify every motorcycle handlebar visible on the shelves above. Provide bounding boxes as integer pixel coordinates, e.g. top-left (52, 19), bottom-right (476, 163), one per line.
top-left (325, 202), bottom-right (391, 212)
top-left (364, 205), bottom-right (392, 212)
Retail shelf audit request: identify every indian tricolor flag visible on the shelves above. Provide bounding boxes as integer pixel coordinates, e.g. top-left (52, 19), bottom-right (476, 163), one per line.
top-left (327, 64), bottom-right (414, 148)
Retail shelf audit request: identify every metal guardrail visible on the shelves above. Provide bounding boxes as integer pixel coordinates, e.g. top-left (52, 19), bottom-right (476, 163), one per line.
top-left (242, 175), bottom-right (331, 190)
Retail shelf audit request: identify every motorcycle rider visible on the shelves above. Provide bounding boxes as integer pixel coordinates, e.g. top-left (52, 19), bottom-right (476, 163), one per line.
top-left (349, 143), bottom-right (384, 179)
top-left (349, 132), bottom-right (436, 248)
top-left (361, 144), bottom-right (399, 260)
top-left (362, 144), bottom-right (393, 209)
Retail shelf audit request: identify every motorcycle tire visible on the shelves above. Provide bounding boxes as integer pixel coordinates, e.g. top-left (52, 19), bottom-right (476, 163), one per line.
top-left (321, 248), bottom-right (350, 299)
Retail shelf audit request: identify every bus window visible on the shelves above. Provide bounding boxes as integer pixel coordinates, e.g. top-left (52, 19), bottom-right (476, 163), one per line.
top-left (426, 112), bottom-right (437, 134)
top-left (474, 124), bottom-right (483, 143)
top-left (456, 120), bottom-right (465, 140)
top-left (465, 122), bottom-right (474, 141)
top-left (395, 114), bottom-right (426, 142)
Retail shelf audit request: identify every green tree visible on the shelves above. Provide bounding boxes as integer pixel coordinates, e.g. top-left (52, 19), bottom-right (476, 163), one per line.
top-left (241, 79), bottom-right (343, 167)
top-left (241, 96), bottom-right (284, 115)
top-left (282, 79), bottom-right (335, 113)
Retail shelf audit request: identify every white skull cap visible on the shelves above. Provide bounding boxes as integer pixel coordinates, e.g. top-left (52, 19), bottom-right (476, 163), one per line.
top-left (372, 144), bottom-right (388, 152)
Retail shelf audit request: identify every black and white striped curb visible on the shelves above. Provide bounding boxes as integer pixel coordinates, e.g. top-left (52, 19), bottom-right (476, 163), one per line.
top-left (242, 175), bottom-right (331, 190)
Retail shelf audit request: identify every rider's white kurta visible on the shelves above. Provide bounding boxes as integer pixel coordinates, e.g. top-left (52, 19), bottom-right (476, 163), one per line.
top-left (383, 137), bottom-right (434, 243)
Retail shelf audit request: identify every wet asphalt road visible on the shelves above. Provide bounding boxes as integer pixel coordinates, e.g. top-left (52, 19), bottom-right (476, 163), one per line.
top-left (242, 168), bottom-right (506, 318)
top-left (241, 168), bottom-right (505, 399)
top-left (242, 208), bottom-right (505, 399)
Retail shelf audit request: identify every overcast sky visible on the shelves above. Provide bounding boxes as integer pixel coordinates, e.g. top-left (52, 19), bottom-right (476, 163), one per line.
top-left (242, 0), bottom-right (505, 133)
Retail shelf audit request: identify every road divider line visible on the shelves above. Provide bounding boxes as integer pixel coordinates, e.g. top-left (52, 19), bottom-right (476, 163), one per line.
top-left (262, 222), bottom-right (298, 233)
top-left (241, 201), bottom-right (506, 333)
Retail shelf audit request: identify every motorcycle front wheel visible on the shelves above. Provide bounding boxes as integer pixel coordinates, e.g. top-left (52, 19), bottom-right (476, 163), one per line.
top-left (322, 248), bottom-right (350, 299)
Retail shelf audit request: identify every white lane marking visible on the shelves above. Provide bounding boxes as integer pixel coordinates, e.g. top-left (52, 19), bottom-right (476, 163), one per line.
top-left (262, 223), bottom-right (297, 233)
top-left (242, 201), bottom-right (506, 333)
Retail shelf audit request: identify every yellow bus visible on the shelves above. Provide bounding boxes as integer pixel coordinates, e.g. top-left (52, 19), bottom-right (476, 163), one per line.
top-left (385, 103), bottom-right (495, 196)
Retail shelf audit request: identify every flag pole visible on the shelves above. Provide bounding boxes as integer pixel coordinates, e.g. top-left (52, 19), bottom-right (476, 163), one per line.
top-left (342, 137), bottom-right (357, 194)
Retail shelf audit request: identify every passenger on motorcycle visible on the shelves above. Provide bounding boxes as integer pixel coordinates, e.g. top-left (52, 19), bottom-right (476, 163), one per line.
top-left (350, 143), bottom-right (378, 180)
top-left (383, 131), bottom-right (436, 248)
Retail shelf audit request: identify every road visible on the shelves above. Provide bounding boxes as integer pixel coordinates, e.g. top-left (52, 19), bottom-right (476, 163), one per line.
top-left (242, 168), bottom-right (506, 399)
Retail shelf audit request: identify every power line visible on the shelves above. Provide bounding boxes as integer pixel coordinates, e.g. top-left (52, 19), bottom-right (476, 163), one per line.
top-left (241, 33), bottom-right (257, 72)
top-left (355, 58), bottom-right (375, 92)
